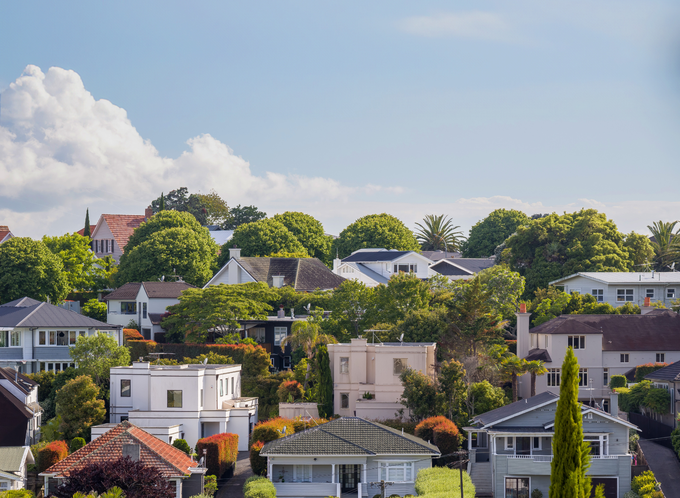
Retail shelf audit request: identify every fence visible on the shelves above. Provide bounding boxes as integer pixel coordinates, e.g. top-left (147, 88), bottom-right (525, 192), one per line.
top-left (628, 412), bottom-right (673, 449)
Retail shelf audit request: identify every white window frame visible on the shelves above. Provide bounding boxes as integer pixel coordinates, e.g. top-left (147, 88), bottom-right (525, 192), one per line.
top-left (10, 330), bottom-right (21, 347)
top-left (578, 368), bottom-right (588, 387)
top-left (544, 335), bottom-right (549, 349)
top-left (616, 288), bottom-right (634, 302)
top-left (603, 368), bottom-right (609, 386)
top-left (393, 264), bottom-right (417, 274)
top-left (340, 357), bottom-right (349, 374)
top-left (274, 327), bottom-right (287, 346)
top-left (591, 289), bottom-right (604, 302)
top-left (547, 368), bottom-right (561, 387)
top-left (377, 462), bottom-right (415, 483)
top-left (656, 353), bottom-right (665, 363)
top-left (532, 437), bottom-right (542, 451)
top-left (668, 288), bottom-right (676, 299)
top-left (505, 437), bottom-right (514, 450)
top-left (0, 481), bottom-right (8, 491)
top-left (568, 336), bottom-right (585, 349)
top-left (621, 353), bottom-right (629, 363)
top-left (504, 476), bottom-right (531, 498)
top-left (645, 289), bottom-right (655, 299)
top-left (340, 393), bottom-right (349, 409)
top-left (293, 465), bottom-right (312, 483)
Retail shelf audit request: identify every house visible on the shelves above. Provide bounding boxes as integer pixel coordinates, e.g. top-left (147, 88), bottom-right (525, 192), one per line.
top-left (89, 208), bottom-right (152, 263)
top-left (76, 225), bottom-right (97, 237)
top-left (428, 257), bottom-right (495, 280)
top-left (464, 391), bottom-right (637, 498)
top-left (332, 249), bottom-right (433, 287)
top-left (238, 311), bottom-right (306, 371)
top-left (42, 420), bottom-right (205, 498)
top-left (205, 226), bottom-right (233, 247)
top-left (260, 417), bottom-right (440, 498)
top-left (421, 250), bottom-right (462, 261)
top-left (549, 272), bottom-right (680, 308)
top-left (0, 297), bottom-right (122, 374)
top-left (103, 281), bottom-right (195, 340)
top-left (0, 226), bottom-right (15, 244)
top-left (0, 446), bottom-right (34, 491)
top-left (327, 338), bottom-right (436, 420)
top-left (205, 247), bottom-right (345, 290)
top-left (104, 361), bottom-right (257, 451)
top-left (643, 361), bottom-right (680, 428)
top-left (516, 305), bottom-right (680, 408)
top-left (0, 367), bottom-right (41, 446)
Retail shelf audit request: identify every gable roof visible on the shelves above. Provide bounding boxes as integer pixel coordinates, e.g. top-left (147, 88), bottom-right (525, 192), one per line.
top-left (471, 392), bottom-right (559, 428)
top-left (95, 214), bottom-right (146, 252)
top-left (0, 446), bottom-right (32, 473)
top-left (342, 249), bottom-right (431, 264)
top-left (0, 385), bottom-right (33, 421)
top-left (76, 225), bottom-right (97, 237)
top-left (421, 250), bottom-right (462, 261)
top-left (260, 417), bottom-right (440, 456)
top-left (430, 258), bottom-right (495, 276)
top-left (103, 283), bottom-right (141, 301)
top-left (0, 299), bottom-right (117, 329)
top-left (338, 262), bottom-right (389, 285)
top-left (42, 421), bottom-right (198, 477)
top-left (550, 272), bottom-right (680, 286)
top-left (0, 226), bottom-right (13, 243)
top-left (104, 282), bottom-right (195, 301)
top-left (0, 367), bottom-right (38, 395)
top-left (645, 361), bottom-right (680, 382)
top-left (525, 349), bottom-right (552, 362)
top-left (530, 311), bottom-right (680, 351)
top-left (0, 297), bottom-right (42, 308)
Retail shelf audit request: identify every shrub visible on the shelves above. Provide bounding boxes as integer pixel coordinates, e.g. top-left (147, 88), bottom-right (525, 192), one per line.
top-left (415, 416), bottom-right (452, 444)
top-left (123, 328), bottom-right (144, 343)
top-left (432, 423), bottom-right (460, 456)
top-left (672, 425), bottom-right (680, 457)
top-left (635, 363), bottom-right (669, 383)
top-left (291, 418), bottom-right (329, 434)
top-left (414, 467), bottom-right (475, 498)
top-left (196, 432), bottom-right (239, 478)
top-left (642, 387), bottom-right (670, 414)
top-left (173, 439), bottom-right (192, 455)
top-left (249, 441), bottom-right (267, 476)
top-left (277, 380), bottom-right (304, 403)
top-left (127, 339), bottom-right (157, 361)
top-left (615, 387), bottom-right (632, 412)
top-left (531, 490), bottom-right (543, 498)
top-left (251, 417), bottom-right (296, 444)
top-left (204, 474), bottom-right (217, 496)
top-left (372, 419), bottom-right (417, 435)
top-left (70, 437), bottom-right (86, 453)
top-left (609, 375), bottom-right (627, 389)
top-left (243, 476), bottom-right (276, 498)
top-left (632, 470), bottom-right (658, 496)
top-left (38, 440), bottom-right (69, 472)
top-left (0, 490), bottom-right (36, 497)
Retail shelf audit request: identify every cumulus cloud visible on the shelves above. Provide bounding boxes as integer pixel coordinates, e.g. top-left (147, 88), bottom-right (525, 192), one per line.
top-left (398, 12), bottom-right (516, 41)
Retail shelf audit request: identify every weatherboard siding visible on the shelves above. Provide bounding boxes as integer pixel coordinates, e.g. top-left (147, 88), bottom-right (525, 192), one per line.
top-left (33, 347), bottom-right (73, 360)
top-left (0, 349), bottom-right (23, 360)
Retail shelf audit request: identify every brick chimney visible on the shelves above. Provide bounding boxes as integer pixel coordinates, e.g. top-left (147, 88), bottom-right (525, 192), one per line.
top-left (641, 296), bottom-right (654, 315)
top-left (144, 206), bottom-right (153, 220)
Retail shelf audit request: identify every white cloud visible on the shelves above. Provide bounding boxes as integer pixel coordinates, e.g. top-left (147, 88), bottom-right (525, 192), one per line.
top-left (399, 12), bottom-right (515, 41)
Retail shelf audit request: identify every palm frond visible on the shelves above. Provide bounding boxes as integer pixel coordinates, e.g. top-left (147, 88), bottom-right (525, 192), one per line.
top-left (414, 214), bottom-right (466, 252)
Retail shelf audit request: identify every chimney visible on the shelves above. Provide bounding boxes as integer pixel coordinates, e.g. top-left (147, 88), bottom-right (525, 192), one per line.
top-left (144, 206), bottom-right (153, 220)
top-left (229, 246), bottom-right (241, 260)
top-left (272, 276), bottom-right (284, 288)
top-left (641, 296), bottom-right (654, 315)
top-left (122, 443), bottom-right (140, 462)
top-left (610, 392), bottom-right (619, 416)
top-left (333, 256), bottom-right (341, 272)
top-left (516, 303), bottom-right (531, 360)
top-left (277, 305), bottom-right (285, 318)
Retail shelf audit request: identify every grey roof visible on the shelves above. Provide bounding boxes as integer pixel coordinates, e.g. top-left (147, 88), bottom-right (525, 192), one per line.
top-left (0, 446), bottom-right (29, 472)
top-left (0, 297), bottom-right (41, 308)
top-left (550, 272), bottom-right (680, 285)
top-left (644, 361), bottom-right (680, 382)
top-left (0, 367), bottom-right (37, 395)
top-left (0, 299), bottom-right (117, 329)
top-left (421, 251), bottom-right (462, 261)
top-left (342, 250), bottom-right (418, 263)
top-left (471, 392), bottom-right (559, 427)
top-left (525, 349), bottom-right (552, 362)
top-left (102, 283), bottom-right (141, 301)
top-left (260, 417), bottom-right (440, 456)
top-left (104, 282), bottom-right (195, 301)
top-left (342, 262), bottom-right (389, 285)
top-left (237, 257), bottom-right (345, 291)
top-left (148, 313), bottom-right (164, 325)
top-left (430, 258), bottom-right (495, 276)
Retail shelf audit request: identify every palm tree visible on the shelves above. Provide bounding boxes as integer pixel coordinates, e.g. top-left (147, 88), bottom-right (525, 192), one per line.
top-left (648, 220), bottom-right (680, 271)
top-left (414, 214), bottom-right (466, 252)
top-left (501, 356), bottom-right (529, 402)
top-left (280, 320), bottom-right (337, 390)
top-left (525, 360), bottom-right (548, 397)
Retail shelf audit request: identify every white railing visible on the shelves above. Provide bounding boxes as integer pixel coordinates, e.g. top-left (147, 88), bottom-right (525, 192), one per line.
top-left (504, 454), bottom-right (624, 461)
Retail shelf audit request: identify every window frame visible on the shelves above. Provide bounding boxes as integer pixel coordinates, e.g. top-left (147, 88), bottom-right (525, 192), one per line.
top-left (393, 358), bottom-right (408, 376)
top-left (578, 368), bottom-right (588, 387)
top-left (591, 289), bottom-right (604, 302)
top-left (656, 353), bottom-right (665, 363)
top-left (603, 368), bottom-right (609, 387)
top-left (668, 288), bottom-right (676, 299)
top-left (547, 368), bottom-right (561, 387)
top-left (621, 353), bottom-right (629, 363)
top-left (142, 302), bottom-right (147, 319)
top-left (120, 379), bottom-right (131, 398)
top-left (505, 437), bottom-right (514, 450)
top-left (120, 302), bottom-right (137, 314)
top-left (340, 357), bottom-right (349, 374)
top-left (532, 437), bottom-right (542, 451)
top-left (504, 477), bottom-right (530, 498)
top-left (283, 356), bottom-right (291, 369)
top-left (167, 390), bottom-right (183, 408)
top-left (274, 327), bottom-right (287, 346)
top-left (568, 336), bottom-right (585, 350)
top-left (340, 393), bottom-right (349, 409)
top-left (645, 289), bottom-right (655, 299)
top-left (10, 330), bottom-right (21, 347)
top-left (293, 465), bottom-right (313, 483)
top-left (616, 288), bottom-right (634, 302)
top-left (377, 462), bottom-right (415, 483)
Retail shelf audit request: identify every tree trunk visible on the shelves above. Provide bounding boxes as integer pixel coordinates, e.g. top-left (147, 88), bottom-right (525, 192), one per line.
top-left (303, 347), bottom-right (313, 390)
top-left (512, 373), bottom-right (518, 402)
top-left (531, 372), bottom-right (537, 397)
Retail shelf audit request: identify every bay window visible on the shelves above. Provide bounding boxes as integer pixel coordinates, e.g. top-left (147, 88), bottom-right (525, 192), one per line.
top-left (378, 462), bottom-right (414, 482)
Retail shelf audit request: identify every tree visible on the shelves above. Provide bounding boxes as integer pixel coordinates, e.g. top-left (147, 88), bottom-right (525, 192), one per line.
top-left (648, 220), bottom-right (680, 271)
top-left (272, 211), bottom-right (332, 263)
top-left (123, 209), bottom-right (214, 253)
top-left (223, 204), bottom-right (267, 230)
top-left (391, 308), bottom-right (451, 344)
top-left (332, 213), bottom-right (420, 259)
top-left (281, 320), bottom-right (337, 390)
top-left (463, 209), bottom-right (530, 258)
top-left (623, 232), bottom-right (655, 271)
top-left (525, 359), bottom-right (548, 397)
top-left (55, 375), bottom-right (106, 441)
top-left (43, 233), bottom-right (103, 291)
top-left (83, 209), bottom-right (91, 238)
top-left (374, 272), bottom-right (431, 325)
top-left (69, 332), bottom-right (131, 387)
top-left (0, 237), bottom-right (69, 304)
top-left (549, 347), bottom-right (591, 498)
top-left (474, 265), bottom-right (525, 321)
top-left (162, 283), bottom-right (275, 342)
top-left (196, 190), bottom-right (230, 226)
top-left (438, 360), bottom-right (467, 423)
top-left (52, 456), bottom-right (174, 498)
top-left (415, 214), bottom-right (465, 252)
top-left (467, 380), bottom-right (507, 418)
top-left (399, 368), bottom-right (445, 422)
top-left (316, 345), bottom-right (333, 418)
top-left (159, 192), bottom-right (165, 211)
top-left (500, 356), bottom-right (528, 402)
top-left (150, 187), bottom-right (210, 225)
top-left (222, 219), bottom-right (308, 265)
top-left (321, 280), bottom-right (376, 340)
top-left (81, 299), bottom-right (107, 322)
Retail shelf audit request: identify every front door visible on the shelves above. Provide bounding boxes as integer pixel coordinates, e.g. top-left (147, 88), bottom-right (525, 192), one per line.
top-left (340, 465), bottom-right (358, 492)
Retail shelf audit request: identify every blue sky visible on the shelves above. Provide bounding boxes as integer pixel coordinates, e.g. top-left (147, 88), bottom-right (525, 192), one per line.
top-left (1, 1), bottom-right (680, 238)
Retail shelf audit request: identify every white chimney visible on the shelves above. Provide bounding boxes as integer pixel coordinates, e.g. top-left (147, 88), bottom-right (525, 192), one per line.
top-left (290, 308), bottom-right (295, 319)
top-left (516, 303), bottom-right (531, 360)
top-left (229, 246), bottom-right (241, 260)
top-left (333, 256), bottom-right (341, 272)
top-left (610, 392), bottom-right (619, 416)
top-left (272, 276), bottom-right (284, 288)
top-left (277, 305), bottom-right (285, 318)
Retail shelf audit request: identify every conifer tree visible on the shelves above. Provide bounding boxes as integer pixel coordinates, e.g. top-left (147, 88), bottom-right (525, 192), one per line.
top-left (159, 192), bottom-right (165, 211)
top-left (549, 347), bottom-right (591, 498)
top-left (83, 209), bottom-right (91, 238)
top-left (316, 345), bottom-right (333, 418)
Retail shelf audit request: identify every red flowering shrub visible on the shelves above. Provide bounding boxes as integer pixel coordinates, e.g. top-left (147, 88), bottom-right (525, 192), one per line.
top-left (196, 432), bottom-right (239, 478)
top-left (277, 380), bottom-right (304, 403)
top-left (432, 423), bottom-right (460, 456)
top-left (250, 441), bottom-right (266, 476)
top-left (415, 416), bottom-right (452, 443)
top-left (38, 440), bottom-right (69, 472)
top-left (123, 328), bottom-right (144, 343)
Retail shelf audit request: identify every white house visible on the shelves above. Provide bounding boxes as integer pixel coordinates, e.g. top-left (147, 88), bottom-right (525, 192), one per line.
top-left (0, 446), bottom-right (34, 492)
top-left (0, 367), bottom-right (41, 446)
top-left (90, 209), bottom-right (151, 263)
top-left (549, 272), bottom-right (680, 308)
top-left (104, 362), bottom-right (258, 451)
top-left (103, 281), bottom-right (195, 340)
top-left (327, 338), bottom-right (436, 420)
top-left (332, 249), bottom-right (433, 287)
top-left (0, 226), bottom-right (15, 244)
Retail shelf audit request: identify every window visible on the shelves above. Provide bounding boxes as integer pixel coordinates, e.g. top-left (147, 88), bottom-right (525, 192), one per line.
top-left (340, 357), bottom-right (349, 374)
top-left (167, 390), bottom-right (183, 408)
top-left (341, 393), bottom-right (349, 409)
top-left (142, 302), bottom-right (147, 319)
top-left (544, 335), bottom-right (549, 348)
top-left (616, 289), bottom-right (634, 302)
top-left (274, 327), bottom-right (287, 346)
top-left (547, 369), bottom-right (561, 387)
top-left (69, 331), bottom-right (77, 345)
top-left (226, 377), bottom-right (229, 395)
top-left (39, 331), bottom-right (46, 345)
top-left (0, 482), bottom-right (8, 491)
top-left (568, 336), bottom-right (585, 349)
top-left (200, 389), bottom-right (203, 408)
top-left (668, 289), bottom-right (676, 299)
top-left (49, 330), bottom-right (56, 345)
top-left (0, 331), bottom-right (7, 348)
top-left (657, 353), bottom-right (665, 363)
top-left (646, 289), bottom-right (655, 299)
top-left (393, 358), bottom-right (408, 376)
top-left (505, 437), bottom-right (514, 450)
top-left (393, 264), bottom-right (417, 273)
top-left (10, 331), bottom-right (21, 347)
top-left (283, 356), bottom-right (291, 369)
top-left (378, 462), bottom-right (414, 482)
top-left (121, 379), bottom-right (131, 397)
top-left (584, 435), bottom-right (608, 456)
top-left (570, 288), bottom-right (581, 295)
top-left (220, 379), bottom-right (224, 396)
top-left (621, 354), bottom-right (629, 363)
top-left (533, 437), bottom-right (541, 450)
top-left (121, 302), bottom-right (136, 314)
top-left (56, 331), bottom-right (68, 346)
top-left (578, 368), bottom-right (588, 387)
top-left (252, 328), bottom-right (266, 342)
top-left (505, 477), bottom-right (530, 498)
top-left (591, 289), bottom-right (604, 302)
top-left (294, 465), bottom-right (312, 483)
top-left (231, 377), bottom-right (234, 395)
top-left (603, 368), bottom-right (609, 387)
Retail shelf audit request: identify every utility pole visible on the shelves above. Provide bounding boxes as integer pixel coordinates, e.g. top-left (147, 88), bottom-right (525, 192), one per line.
top-left (370, 480), bottom-right (393, 498)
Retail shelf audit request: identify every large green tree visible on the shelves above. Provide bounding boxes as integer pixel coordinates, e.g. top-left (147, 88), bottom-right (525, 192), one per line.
top-left (43, 233), bottom-right (102, 291)
top-left (0, 237), bottom-right (69, 304)
top-left (399, 368), bottom-right (445, 422)
top-left (223, 204), bottom-right (267, 230)
top-left (550, 347), bottom-right (592, 498)
top-left (55, 375), bottom-right (106, 440)
top-left (150, 187), bottom-right (214, 225)
top-left (415, 214), bottom-right (465, 252)
top-left (462, 209), bottom-right (530, 258)
top-left (321, 280), bottom-right (376, 340)
top-left (221, 219), bottom-right (308, 265)
top-left (466, 380), bottom-right (507, 418)
top-left (332, 213), bottom-right (420, 259)
top-left (374, 272), bottom-right (431, 324)
top-left (623, 232), bottom-right (655, 271)
top-left (272, 212), bottom-right (332, 263)
top-left (69, 332), bottom-right (131, 387)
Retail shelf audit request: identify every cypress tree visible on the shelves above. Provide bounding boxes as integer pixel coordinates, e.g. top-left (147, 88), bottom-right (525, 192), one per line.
top-left (316, 345), bottom-right (333, 418)
top-left (549, 347), bottom-right (591, 498)
top-left (159, 193), bottom-right (165, 211)
top-left (83, 209), bottom-right (91, 238)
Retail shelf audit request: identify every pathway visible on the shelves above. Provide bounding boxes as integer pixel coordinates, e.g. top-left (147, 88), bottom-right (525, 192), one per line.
top-left (638, 439), bottom-right (680, 497)
top-left (216, 451), bottom-right (254, 498)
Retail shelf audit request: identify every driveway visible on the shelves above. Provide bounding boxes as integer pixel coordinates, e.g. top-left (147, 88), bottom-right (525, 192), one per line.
top-left (638, 439), bottom-right (680, 497)
top-left (216, 451), bottom-right (254, 498)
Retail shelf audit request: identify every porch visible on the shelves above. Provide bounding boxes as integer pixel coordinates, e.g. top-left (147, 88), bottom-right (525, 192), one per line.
top-left (270, 462), bottom-right (368, 498)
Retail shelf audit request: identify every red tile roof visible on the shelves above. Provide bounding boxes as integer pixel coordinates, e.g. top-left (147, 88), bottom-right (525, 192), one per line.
top-left (42, 421), bottom-right (198, 477)
top-left (76, 225), bottom-right (97, 237)
top-left (0, 226), bottom-right (13, 243)
top-left (100, 215), bottom-right (146, 252)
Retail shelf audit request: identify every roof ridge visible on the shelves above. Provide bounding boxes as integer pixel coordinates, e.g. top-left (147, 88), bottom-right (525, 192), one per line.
top-left (318, 423), bottom-right (376, 455)
top-left (293, 258), bottom-right (301, 290)
top-left (15, 302), bottom-right (45, 327)
top-left (353, 418), bottom-right (437, 453)
top-left (127, 427), bottom-right (194, 475)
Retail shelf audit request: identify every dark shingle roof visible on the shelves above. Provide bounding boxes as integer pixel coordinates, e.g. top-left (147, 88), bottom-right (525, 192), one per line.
top-left (0, 300), bottom-right (116, 328)
top-left (530, 311), bottom-right (680, 351)
top-left (0, 367), bottom-right (37, 394)
top-left (431, 258), bottom-right (495, 276)
top-left (238, 258), bottom-right (345, 291)
top-left (342, 251), bottom-right (415, 263)
top-left (421, 251), bottom-right (462, 261)
top-left (260, 417), bottom-right (440, 456)
top-left (103, 283), bottom-right (141, 301)
top-left (471, 392), bottom-right (558, 427)
top-left (525, 349), bottom-right (552, 362)
top-left (645, 361), bottom-right (680, 382)
top-left (142, 282), bottom-right (195, 298)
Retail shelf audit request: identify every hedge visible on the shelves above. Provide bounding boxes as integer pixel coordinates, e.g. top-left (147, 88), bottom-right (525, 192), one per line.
top-left (123, 328), bottom-right (144, 344)
top-left (38, 440), bottom-right (69, 472)
top-left (635, 363), bottom-right (669, 383)
top-left (69, 437), bottom-right (86, 453)
top-left (432, 423), bottom-right (460, 456)
top-left (250, 441), bottom-right (267, 476)
top-left (251, 418), bottom-right (296, 445)
top-left (609, 375), bottom-right (627, 389)
top-left (127, 339), bottom-right (157, 362)
top-left (196, 433), bottom-right (239, 478)
top-left (414, 467), bottom-right (475, 498)
top-left (244, 476), bottom-right (276, 498)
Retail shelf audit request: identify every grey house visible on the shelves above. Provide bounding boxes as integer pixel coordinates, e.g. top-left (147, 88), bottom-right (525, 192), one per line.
top-left (260, 417), bottom-right (440, 498)
top-left (0, 297), bottom-right (122, 374)
top-left (464, 392), bottom-right (637, 498)
top-left (644, 361), bottom-right (680, 428)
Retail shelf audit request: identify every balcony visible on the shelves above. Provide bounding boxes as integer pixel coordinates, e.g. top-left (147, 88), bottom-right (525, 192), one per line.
top-left (503, 454), bottom-right (625, 476)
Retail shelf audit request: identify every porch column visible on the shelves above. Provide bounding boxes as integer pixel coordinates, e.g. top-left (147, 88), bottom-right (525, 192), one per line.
top-left (268, 458), bottom-right (273, 480)
top-left (362, 463), bottom-right (367, 487)
top-left (337, 482), bottom-right (341, 498)
top-left (175, 478), bottom-right (181, 498)
top-left (44, 476), bottom-right (49, 496)
top-left (331, 463), bottom-right (335, 483)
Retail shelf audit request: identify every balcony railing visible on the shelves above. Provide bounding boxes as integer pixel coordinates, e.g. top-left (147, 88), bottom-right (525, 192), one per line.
top-left (505, 454), bottom-right (624, 462)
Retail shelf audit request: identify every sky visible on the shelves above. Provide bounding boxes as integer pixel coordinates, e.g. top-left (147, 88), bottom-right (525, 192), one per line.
top-left (1, 1), bottom-right (680, 240)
